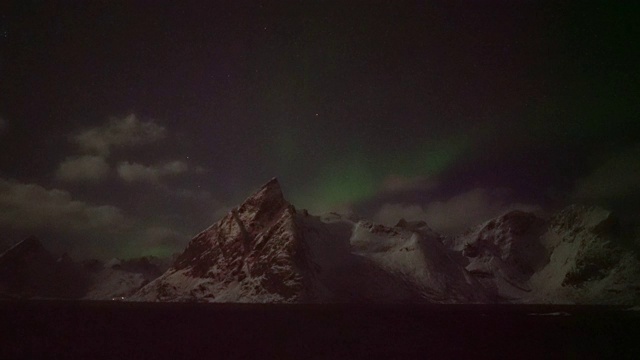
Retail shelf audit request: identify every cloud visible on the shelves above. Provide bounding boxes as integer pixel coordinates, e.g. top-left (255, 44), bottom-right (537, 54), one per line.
top-left (172, 188), bottom-right (214, 201)
top-left (55, 155), bottom-right (110, 182)
top-left (117, 160), bottom-right (189, 183)
top-left (117, 162), bottom-right (160, 183)
top-left (380, 175), bottom-right (438, 193)
top-left (142, 226), bottom-right (188, 247)
top-left (374, 188), bottom-right (540, 235)
top-left (573, 146), bottom-right (640, 202)
top-left (73, 114), bottom-right (166, 156)
top-left (374, 203), bottom-right (426, 226)
top-left (117, 225), bottom-right (191, 258)
top-left (162, 160), bottom-right (189, 174)
top-left (0, 178), bottom-right (127, 234)
top-left (194, 166), bottom-right (209, 174)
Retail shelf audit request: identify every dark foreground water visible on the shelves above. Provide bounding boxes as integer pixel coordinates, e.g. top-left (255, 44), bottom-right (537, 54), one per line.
top-left (1, 301), bottom-right (639, 359)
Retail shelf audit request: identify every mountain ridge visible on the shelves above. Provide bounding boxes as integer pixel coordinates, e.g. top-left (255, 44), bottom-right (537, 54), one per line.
top-left (131, 179), bottom-right (640, 304)
top-left (2, 178), bottom-right (639, 304)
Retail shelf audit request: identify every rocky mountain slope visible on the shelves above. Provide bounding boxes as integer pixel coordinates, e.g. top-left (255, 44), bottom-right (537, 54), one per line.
top-left (135, 178), bottom-right (309, 302)
top-left (133, 178), bottom-right (640, 304)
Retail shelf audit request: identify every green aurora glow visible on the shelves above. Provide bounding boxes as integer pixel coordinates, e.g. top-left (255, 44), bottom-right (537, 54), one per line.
top-left (288, 135), bottom-right (471, 212)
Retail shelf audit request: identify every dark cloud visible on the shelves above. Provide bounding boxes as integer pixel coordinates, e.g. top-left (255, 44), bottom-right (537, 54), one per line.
top-left (380, 175), bottom-right (438, 194)
top-left (73, 114), bottom-right (166, 156)
top-left (116, 162), bottom-right (162, 184)
top-left (162, 161), bottom-right (189, 174)
top-left (55, 155), bottom-right (110, 182)
top-left (374, 188), bottom-right (541, 235)
top-left (0, 176), bottom-right (219, 259)
top-left (116, 160), bottom-right (189, 184)
top-left (0, 178), bottom-right (127, 235)
top-left (132, 226), bottom-right (190, 258)
top-left (573, 145), bottom-right (640, 203)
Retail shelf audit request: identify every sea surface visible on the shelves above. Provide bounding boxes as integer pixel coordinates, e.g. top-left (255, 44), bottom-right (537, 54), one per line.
top-left (1, 301), bottom-right (638, 359)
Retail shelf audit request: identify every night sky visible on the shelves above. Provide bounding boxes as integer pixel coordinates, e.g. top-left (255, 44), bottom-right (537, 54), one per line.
top-left (1, 1), bottom-right (638, 259)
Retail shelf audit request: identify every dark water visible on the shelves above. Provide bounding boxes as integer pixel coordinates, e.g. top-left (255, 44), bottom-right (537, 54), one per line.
top-left (1, 301), bottom-right (638, 359)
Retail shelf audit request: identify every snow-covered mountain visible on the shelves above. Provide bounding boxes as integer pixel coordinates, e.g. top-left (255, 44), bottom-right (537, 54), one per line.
top-left (444, 211), bottom-right (550, 300)
top-left (134, 178), bottom-right (483, 303)
top-left (132, 178), bottom-right (640, 304)
top-left (528, 205), bottom-right (640, 304)
top-left (135, 178), bottom-right (309, 302)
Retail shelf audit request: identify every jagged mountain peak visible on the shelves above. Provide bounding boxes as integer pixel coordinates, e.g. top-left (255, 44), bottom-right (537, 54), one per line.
top-left (135, 178), bottom-right (304, 302)
top-left (234, 177), bottom-right (291, 229)
top-left (259, 177), bottom-right (281, 194)
top-left (244, 177), bottom-right (284, 206)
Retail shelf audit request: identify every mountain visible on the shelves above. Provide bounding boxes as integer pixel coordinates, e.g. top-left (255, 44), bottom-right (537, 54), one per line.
top-left (134, 178), bottom-right (310, 302)
top-left (83, 257), bottom-right (169, 300)
top-left (4, 179), bottom-right (638, 304)
top-left (135, 178), bottom-right (640, 304)
top-left (444, 211), bottom-right (550, 300)
top-left (0, 237), bottom-right (170, 300)
top-left (0, 236), bottom-right (88, 299)
top-left (135, 178), bottom-right (486, 302)
top-left (528, 205), bottom-right (640, 304)
top-left (445, 206), bottom-right (640, 304)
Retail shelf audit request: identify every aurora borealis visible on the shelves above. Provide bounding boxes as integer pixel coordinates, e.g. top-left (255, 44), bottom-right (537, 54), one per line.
top-left (1, 2), bottom-right (638, 258)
